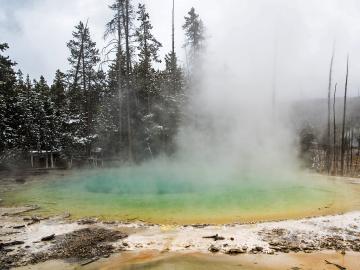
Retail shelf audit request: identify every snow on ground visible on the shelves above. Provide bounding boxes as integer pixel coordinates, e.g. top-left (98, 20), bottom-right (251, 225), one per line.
top-left (1, 206), bottom-right (360, 269)
top-left (122, 211), bottom-right (360, 254)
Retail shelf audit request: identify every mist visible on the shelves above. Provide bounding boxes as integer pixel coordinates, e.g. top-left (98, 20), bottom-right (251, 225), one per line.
top-left (164, 0), bottom-right (360, 179)
top-left (2, 0), bottom-right (360, 176)
top-left (3, 3), bottom-right (360, 267)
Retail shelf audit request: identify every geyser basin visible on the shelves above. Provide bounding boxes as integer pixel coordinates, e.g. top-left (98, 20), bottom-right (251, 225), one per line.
top-left (3, 164), bottom-right (360, 224)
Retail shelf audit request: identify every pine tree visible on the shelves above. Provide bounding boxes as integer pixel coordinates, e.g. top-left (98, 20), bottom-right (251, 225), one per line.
top-left (50, 70), bottom-right (69, 155)
top-left (23, 75), bottom-right (37, 150)
top-left (183, 7), bottom-right (205, 63)
top-left (104, 0), bottom-right (135, 161)
top-left (16, 71), bottom-right (33, 152)
top-left (182, 7), bottom-right (205, 90)
top-left (103, 0), bottom-right (128, 157)
top-left (182, 7), bottom-right (206, 144)
top-left (0, 43), bottom-right (18, 153)
top-left (133, 3), bottom-right (164, 158)
top-left (103, 0), bottom-right (138, 162)
top-left (160, 52), bottom-right (184, 154)
top-left (135, 4), bottom-right (162, 113)
top-left (67, 22), bottom-right (100, 156)
top-left (51, 70), bottom-right (67, 109)
top-left (157, 0), bottom-right (185, 154)
top-left (0, 3), bottom-right (206, 167)
top-left (32, 76), bottom-right (52, 152)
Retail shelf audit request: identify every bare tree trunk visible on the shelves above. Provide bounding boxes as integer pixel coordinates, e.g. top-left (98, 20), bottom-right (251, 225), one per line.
top-left (340, 55), bottom-right (349, 176)
top-left (142, 8), bottom-right (151, 115)
top-left (327, 51), bottom-right (334, 174)
top-left (117, 0), bottom-right (123, 151)
top-left (350, 128), bottom-right (354, 175)
top-left (172, 0), bottom-right (175, 56)
top-left (45, 152), bottom-right (49, 169)
top-left (123, 0), bottom-right (133, 162)
top-left (87, 73), bottom-right (92, 156)
top-left (358, 132), bottom-right (360, 156)
top-left (333, 83), bottom-right (337, 174)
top-left (50, 152), bottom-right (54, 169)
top-left (356, 129), bottom-right (360, 173)
top-left (346, 131), bottom-right (350, 173)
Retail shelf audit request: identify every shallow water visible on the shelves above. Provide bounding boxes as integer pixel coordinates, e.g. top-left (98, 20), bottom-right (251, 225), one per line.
top-left (2, 165), bottom-right (360, 224)
top-left (87, 251), bottom-right (360, 270)
top-left (15, 251), bottom-right (360, 270)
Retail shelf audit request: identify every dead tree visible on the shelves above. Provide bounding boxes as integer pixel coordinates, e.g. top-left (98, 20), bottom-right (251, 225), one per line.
top-left (326, 51), bottom-right (334, 174)
top-left (172, 0), bottom-right (175, 57)
top-left (346, 130), bottom-right (350, 173)
top-left (333, 83), bottom-right (337, 174)
top-left (116, 2), bottom-right (123, 147)
top-left (350, 128), bottom-right (354, 174)
top-left (340, 55), bottom-right (349, 176)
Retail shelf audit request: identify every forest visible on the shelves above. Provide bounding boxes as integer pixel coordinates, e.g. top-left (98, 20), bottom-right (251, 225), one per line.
top-left (1, 2), bottom-right (360, 269)
top-left (1, 0), bottom-right (360, 177)
top-left (0, 0), bottom-right (205, 168)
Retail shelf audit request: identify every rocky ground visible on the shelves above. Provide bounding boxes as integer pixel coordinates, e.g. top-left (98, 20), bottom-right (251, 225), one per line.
top-left (0, 207), bottom-right (129, 269)
top-left (0, 205), bottom-right (359, 269)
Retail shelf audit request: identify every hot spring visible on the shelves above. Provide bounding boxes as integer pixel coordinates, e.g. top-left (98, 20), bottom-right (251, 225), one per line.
top-left (2, 163), bottom-right (360, 224)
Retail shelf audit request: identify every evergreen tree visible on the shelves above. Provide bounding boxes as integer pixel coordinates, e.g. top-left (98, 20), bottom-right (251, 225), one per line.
top-left (16, 72), bottom-right (34, 151)
top-left (0, 3), bottom-right (203, 167)
top-left (133, 4), bottom-right (164, 158)
top-left (134, 4), bottom-right (162, 113)
top-left (182, 7), bottom-right (205, 76)
top-left (103, 0), bottom-right (128, 157)
top-left (51, 69), bottom-right (67, 109)
top-left (50, 70), bottom-right (69, 154)
top-left (32, 76), bottom-right (53, 152)
top-left (156, 0), bottom-right (185, 155)
top-left (104, 0), bottom-right (135, 161)
top-left (182, 7), bottom-right (205, 132)
top-left (97, 61), bottom-right (126, 157)
top-left (67, 22), bottom-right (100, 156)
top-left (183, 7), bottom-right (205, 53)
top-left (0, 43), bottom-right (18, 152)
top-left (160, 52), bottom-right (184, 154)
top-left (23, 75), bottom-right (37, 150)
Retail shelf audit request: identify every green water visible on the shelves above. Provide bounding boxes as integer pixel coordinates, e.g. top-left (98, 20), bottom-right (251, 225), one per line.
top-left (2, 164), bottom-right (358, 224)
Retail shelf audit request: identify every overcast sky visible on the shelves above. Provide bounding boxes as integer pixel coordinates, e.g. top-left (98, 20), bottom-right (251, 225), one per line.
top-left (2, 0), bottom-right (360, 100)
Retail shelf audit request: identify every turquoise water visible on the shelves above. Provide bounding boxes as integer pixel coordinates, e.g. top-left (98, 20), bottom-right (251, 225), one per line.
top-left (3, 164), bottom-right (358, 224)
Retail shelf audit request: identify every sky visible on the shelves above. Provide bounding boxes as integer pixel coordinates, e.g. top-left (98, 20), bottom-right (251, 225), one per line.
top-left (2, 0), bottom-right (360, 100)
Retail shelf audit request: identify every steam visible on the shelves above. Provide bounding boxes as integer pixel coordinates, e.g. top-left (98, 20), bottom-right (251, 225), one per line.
top-left (168, 0), bottom-right (360, 177)
top-left (174, 37), bottom-right (300, 178)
